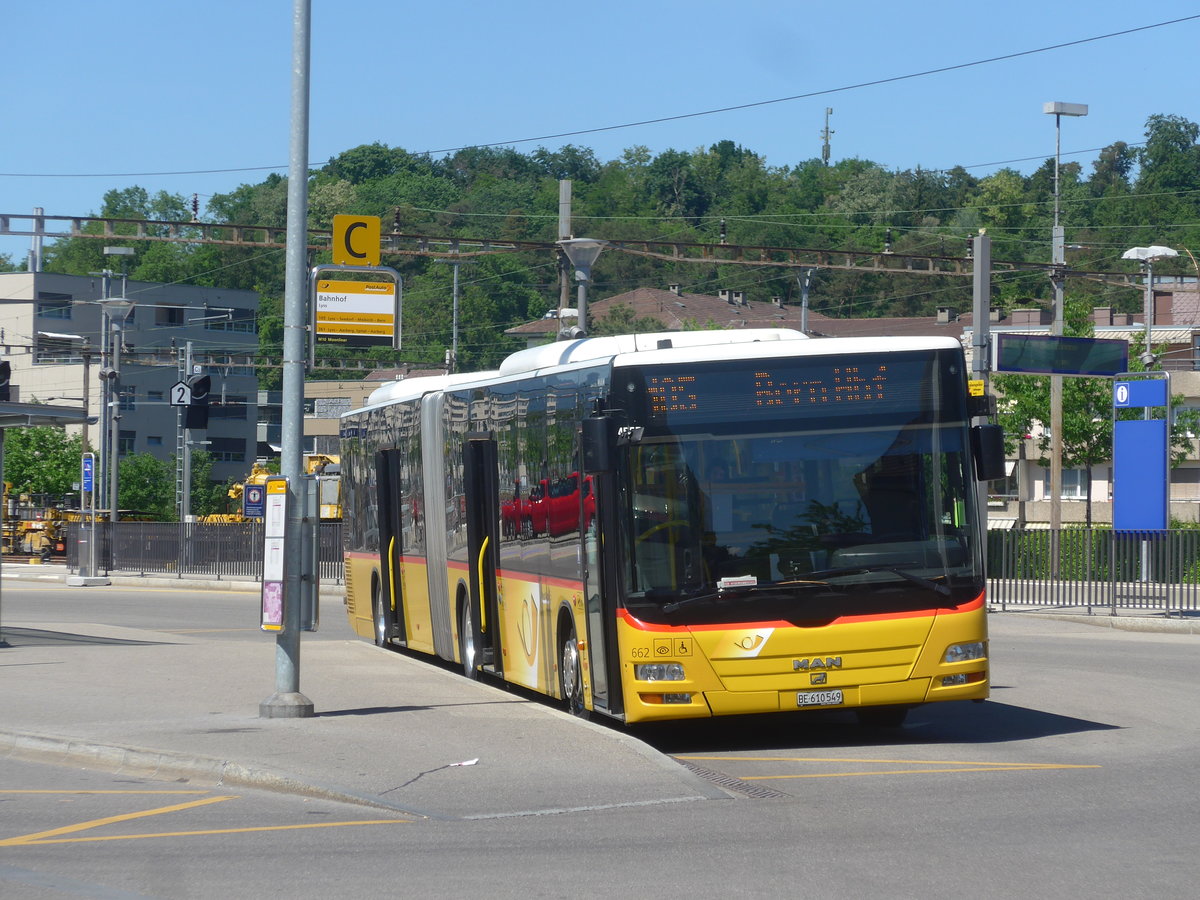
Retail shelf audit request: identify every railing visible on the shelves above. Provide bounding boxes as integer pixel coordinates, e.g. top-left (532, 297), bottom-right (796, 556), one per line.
top-left (65, 521), bottom-right (345, 585)
top-left (59, 522), bottom-right (1197, 614)
top-left (987, 528), bottom-right (1200, 615)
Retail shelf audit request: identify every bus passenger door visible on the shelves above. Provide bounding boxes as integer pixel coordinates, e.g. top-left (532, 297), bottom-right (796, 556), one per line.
top-left (374, 448), bottom-right (406, 645)
top-left (580, 414), bottom-right (626, 718)
top-left (464, 434), bottom-right (501, 674)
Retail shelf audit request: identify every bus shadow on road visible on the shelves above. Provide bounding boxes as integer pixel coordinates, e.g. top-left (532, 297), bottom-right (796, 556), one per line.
top-left (0, 627), bottom-right (165, 648)
top-left (633, 698), bottom-right (1118, 755)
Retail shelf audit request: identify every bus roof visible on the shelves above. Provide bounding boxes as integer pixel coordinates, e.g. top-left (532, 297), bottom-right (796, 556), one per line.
top-left (349, 328), bottom-right (964, 414)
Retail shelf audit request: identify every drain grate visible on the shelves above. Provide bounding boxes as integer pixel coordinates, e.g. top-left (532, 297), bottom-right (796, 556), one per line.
top-left (677, 761), bottom-right (791, 800)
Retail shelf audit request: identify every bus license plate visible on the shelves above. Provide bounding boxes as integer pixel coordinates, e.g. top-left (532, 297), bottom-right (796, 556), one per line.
top-left (797, 690), bottom-right (843, 708)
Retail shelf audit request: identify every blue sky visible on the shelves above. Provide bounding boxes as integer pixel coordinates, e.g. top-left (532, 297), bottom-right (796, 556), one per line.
top-left (3, 1), bottom-right (1199, 262)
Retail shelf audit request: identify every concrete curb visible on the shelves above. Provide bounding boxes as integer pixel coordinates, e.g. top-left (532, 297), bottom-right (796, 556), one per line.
top-left (0, 729), bottom-right (423, 816)
top-left (991, 608), bottom-right (1200, 634)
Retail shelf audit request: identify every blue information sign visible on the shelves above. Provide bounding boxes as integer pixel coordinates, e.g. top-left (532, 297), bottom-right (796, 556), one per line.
top-left (243, 484), bottom-right (266, 519)
top-left (1113, 380), bottom-right (1168, 408)
top-left (81, 455), bottom-right (94, 492)
top-left (1112, 375), bottom-right (1170, 532)
top-left (1113, 420), bottom-right (1168, 531)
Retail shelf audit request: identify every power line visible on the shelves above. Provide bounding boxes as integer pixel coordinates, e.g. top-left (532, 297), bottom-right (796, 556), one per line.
top-left (2, 16), bottom-right (1196, 180)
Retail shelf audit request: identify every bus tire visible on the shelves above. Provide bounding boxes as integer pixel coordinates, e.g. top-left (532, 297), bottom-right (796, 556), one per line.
top-left (372, 573), bottom-right (389, 648)
top-left (559, 622), bottom-right (587, 718)
top-left (459, 596), bottom-right (478, 680)
top-left (855, 705), bottom-right (908, 728)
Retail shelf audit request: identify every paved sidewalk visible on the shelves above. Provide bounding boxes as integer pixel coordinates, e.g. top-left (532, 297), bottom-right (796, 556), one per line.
top-left (0, 566), bottom-right (723, 819)
top-left (2, 563), bottom-right (1194, 822)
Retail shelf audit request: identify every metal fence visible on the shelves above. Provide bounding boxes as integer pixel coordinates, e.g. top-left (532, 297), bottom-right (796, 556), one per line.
top-left (987, 528), bottom-right (1200, 615)
top-left (65, 521), bottom-right (345, 585)
top-left (60, 522), bottom-right (1196, 614)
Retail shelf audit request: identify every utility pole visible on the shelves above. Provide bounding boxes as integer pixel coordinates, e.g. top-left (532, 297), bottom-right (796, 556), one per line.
top-left (796, 268), bottom-right (814, 334)
top-left (558, 179), bottom-right (572, 313)
top-left (260, 0), bottom-right (314, 719)
top-left (972, 232), bottom-right (993, 534)
top-left (820, 108), bottom-right (834, 166)
top-left (433, 257), bottom-right (471, 373)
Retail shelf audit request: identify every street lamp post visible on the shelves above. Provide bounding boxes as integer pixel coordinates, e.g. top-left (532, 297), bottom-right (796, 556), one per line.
top-left (1043, 101), bottom-right (1087, 534)
top-left (1121, 245), bottom-right (1180, 366)
top-left (556, 238), bottom-right (608, 339)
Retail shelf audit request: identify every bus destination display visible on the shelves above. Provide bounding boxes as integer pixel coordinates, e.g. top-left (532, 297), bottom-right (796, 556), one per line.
top-left (647, 365), bottom-right (890, 414)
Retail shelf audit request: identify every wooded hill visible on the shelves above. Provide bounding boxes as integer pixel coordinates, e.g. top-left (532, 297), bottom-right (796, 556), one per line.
top-left (25, 112), bottom-right (1200, 382)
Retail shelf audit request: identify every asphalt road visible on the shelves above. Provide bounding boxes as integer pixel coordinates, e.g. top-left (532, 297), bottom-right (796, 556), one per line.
top-left (2, 583), bottom-right (1198, 898)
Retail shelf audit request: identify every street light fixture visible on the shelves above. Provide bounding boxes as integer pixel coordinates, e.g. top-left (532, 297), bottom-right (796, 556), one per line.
top-left (1043, 101), bottom-right (1087, 535)
top-left (556, 238), bottom-right (608, 339)
top-left (1122, 245), bottom-right (1180, 366)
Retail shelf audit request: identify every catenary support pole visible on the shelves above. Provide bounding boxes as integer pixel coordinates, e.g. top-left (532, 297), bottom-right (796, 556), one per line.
top-left (261, 0), bottom-right (314, 718)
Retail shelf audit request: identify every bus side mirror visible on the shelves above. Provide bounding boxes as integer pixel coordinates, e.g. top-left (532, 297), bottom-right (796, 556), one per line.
top-left (582, 416), bottom-right (617, 474)
top-left (971, 424), bottom-right (1006, 482)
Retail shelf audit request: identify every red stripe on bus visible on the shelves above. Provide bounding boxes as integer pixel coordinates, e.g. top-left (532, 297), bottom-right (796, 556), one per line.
top-left (618, 591), bottom-right (985, 632)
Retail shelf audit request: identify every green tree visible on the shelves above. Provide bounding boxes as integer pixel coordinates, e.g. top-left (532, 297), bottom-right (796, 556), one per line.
top-left (189, 450), bottom-right (229, 517)
top-left (2, 427), bottom-right (83, 497)
top-left (118, 453), bottom-right (175, 520)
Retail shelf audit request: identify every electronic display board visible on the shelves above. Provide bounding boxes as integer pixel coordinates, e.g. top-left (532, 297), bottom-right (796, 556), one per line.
top-left (994, 333), bottom-right (1127, 377)
top-left (624, 350), bottom-right (960, 431)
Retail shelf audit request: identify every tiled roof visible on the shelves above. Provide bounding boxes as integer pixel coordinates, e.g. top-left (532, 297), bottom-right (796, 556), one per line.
top-left (507, 287), bottom-right (965, 339)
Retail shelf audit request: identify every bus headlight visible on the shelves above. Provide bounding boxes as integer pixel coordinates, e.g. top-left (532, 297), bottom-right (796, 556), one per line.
top-left (635, 663), bottom-right (685, 681)
top-left (944, 642), bottom-right (986, 663)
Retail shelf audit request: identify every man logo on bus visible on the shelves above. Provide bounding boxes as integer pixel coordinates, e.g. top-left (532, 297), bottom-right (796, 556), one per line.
top-left (794, 657), bottom-right (843, 670)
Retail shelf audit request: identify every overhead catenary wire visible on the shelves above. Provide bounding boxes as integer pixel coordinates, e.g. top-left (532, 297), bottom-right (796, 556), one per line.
top-left (1, 16), bottom-right (1197, 181)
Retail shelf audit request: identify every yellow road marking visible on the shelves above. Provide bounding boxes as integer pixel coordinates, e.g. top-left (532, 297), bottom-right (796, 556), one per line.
top-left (0, 795), bottom-right (237, 846)
top-left (7, 820), bottom-right (412, 845)
top-left (0, 790), bottom-right (211, 795)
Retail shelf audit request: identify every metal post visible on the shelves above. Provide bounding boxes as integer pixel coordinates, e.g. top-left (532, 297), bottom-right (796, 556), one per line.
top-left (576, 272), bottom-right (589, 338)
top-left (182, 342), bottom-right (193, 521)
top-left (972, 233), bottom-right (992, 537)
top-left (261, 0), bottom-right (314, 718)
top-left (558, 180), bottom-right (572, 312)
top-left (798, 268), bottom-right (813, 334)
top-left (451, 259), bottom-right (459, 372)
top-left (109, 315), bottom-right (123, 529)
top-left (1144, 260), bottom-right (1155, 365)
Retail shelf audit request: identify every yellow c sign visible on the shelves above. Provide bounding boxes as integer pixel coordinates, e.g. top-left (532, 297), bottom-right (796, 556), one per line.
top-left (332, 214), bottom-right (381, 266)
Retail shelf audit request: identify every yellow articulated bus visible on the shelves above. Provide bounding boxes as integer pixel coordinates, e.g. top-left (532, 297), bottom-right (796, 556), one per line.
top-left (340, 329), bottom-right (1004, 726)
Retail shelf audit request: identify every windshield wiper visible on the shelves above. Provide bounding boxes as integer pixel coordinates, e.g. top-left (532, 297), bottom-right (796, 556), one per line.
top-left (659, 582), bottom-right (825, 614)
top-left (807, 563), bottom-right (951, 596)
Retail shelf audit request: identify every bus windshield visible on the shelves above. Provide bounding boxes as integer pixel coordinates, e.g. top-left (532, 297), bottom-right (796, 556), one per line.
top-left (616, 351), bottom-right (982, 619)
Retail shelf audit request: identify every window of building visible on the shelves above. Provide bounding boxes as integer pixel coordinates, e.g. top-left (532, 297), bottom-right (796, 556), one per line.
top-left (147, 435), bottom-right (163, 447)
top-left (36, 291), bottom-right (73, 320)
top-left (118, 430), bottom-right (135, 455)
top-left (1173, 406), bottom-right (1200, 438)
top-left (34, 333), bottom-right (85, 364)
top-left (155, 305), bottom-right (184, 326)
top-left (118, 386), bottom-right (136, 411)
top-left (209, 395), bottom-right (248, 421)
top-left (204, 310), bottom-right (257, 334)
top-left (989, 461), bottom-right (1019, 499)
top-left (207, 437), bottom-right (246, 463)
top-left (1061, 469), bottom-right (1088, 499)
top-left (147, 390), bottom-right (164, 403)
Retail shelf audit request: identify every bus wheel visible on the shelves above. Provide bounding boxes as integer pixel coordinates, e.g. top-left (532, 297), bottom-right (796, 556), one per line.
top-left (372, 575), bottom-right (390, 648)
top-left (559, 625), bottom-right (587, 717)
top-left (459, 599), bottom-right (478, 680)
top-left (855, 705), bottom-right (908, 728)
